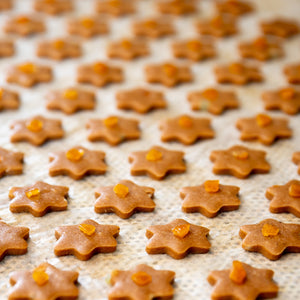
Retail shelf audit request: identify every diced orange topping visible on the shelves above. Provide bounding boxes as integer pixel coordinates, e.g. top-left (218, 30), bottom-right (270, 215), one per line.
top-left (145, 20), bottom-right (157, 28)
top-left (229, 63), bottom-right (244, 74)
top-left (63, 88), bottom-right (78, 100)
top-left (104, 116), bottom-right (118, 128)
top-left (0, 88), bottom-right (3, 99)
top-left (79, 223), bottom-right (96, 236)
top-left (131, 271), bottom-right (152, 286)
top-left (172, 224), bottom-right (190, 238)
top-left (18, 63), bottom-right (36, 74)
top-left (187, 40), bottom-right (202, 51)
top-left (229, 261), bottom-right (247, 285)
top-left (178, 116), bottom-right (193, 128)
top-left (280, 87), bottom-right (295, 100)
top-left (204, 180), bottom-right (220, 193)
top-left (45, 0), bottom-right (56, 3)
top-left (113, 183), bottom-right (129, 198)
top-left (81, 18), bottom-right (95, 28)
top-left (16, 16), bottom-right (30, 23)
top-left (146, 149), bottom-right (163, 161)
top-left (26, 188), bottom-right (40, 200)
top-left (66, 148), bottom-right (84, 161)
top-left (163, 63), bottom-right (177, 77)
top-left (202, 88), bottom-right (219, 101)
top-left (256, 113), bottom-right (272, 127)
top-left (262, 223), bottom-right (279, 237)
top-left (0, 156), bottom-right (2, 163)
top-left (32, 267), bottom-right (49, 286)
top-left (253, 37), bottom-right (268, 49)
top-left (232, 150), bottom-right (249, 160)
top-left (121, 39), bottom-right (132, 49)
top-left (53, 39), bottom-right (65, 50)
top-left (289, 183), bottom-right (300, 198)
top-left (93, 62), bottom-right (108, 74)
top-left (109, 0), bottom-right (120, 7)
top-left (26, 119), bottom-right (43, 132)
top-left (211, 15), bottom-right (224, 27)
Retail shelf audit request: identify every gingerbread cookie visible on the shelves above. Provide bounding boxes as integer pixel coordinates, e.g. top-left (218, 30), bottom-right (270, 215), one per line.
top-left (0, 88), bottom-right (20, 111)
top-left (0, 0), bottom-right (12, 11)
top-left (238, 36), bottom-right (284, 61)
top-left (10, 115), bottom-right (64, 146)
top-left (207, 261), bottom-right (278, 300)
top-left (214, 62), bottom-right (263, 85)
top-left (4, 15), bottom-right (46, 36)
top-left (159, 115), bottom-right (214, 145)
top-left (180, 180), bottom-right (240, 218)
top-left (9, 263), bottom-right (79, 300)
top-left (109, 264), bottom-right (175, 300)
top-left (116, 88), bottom-right (167, 113)
top-left (0, 38), bottom-right (14, 57)
top-left (284, 63), bottom-right (300, 84)
top-left (187, 88), bottom-right (239, 114)
top-left (210, 145), bottom-right (270, 179)
top-left (49, 146), bottom-right (107, 180)
top-left (129, 145), bottom-right (186, 180)
top-left (95, 0), bottom-right (136, 16)
top-left (156, 0), bottom-right (197, 15)
top-left (0, 221), bottom-right (29, 261)
top-left (261, 18), bottom-right (300, 38)
top-left (36, 38), bottom-right (82, 61)
top-left (262, 87), bottom-right (300, 115)
top-left (216, 0), bottom-right (254, 16)
top-left (94, 180), bottom-right (155, 219)
top-left (239, 218), bottom-right (300, 260)
top-left (236, 113), bottom-right (292, 145)
top-left (107, 38), bottom-right (149, 60)
top-left (34, 0), bottom-right (73, 15)
top-left (54, 219), bottom-right (119, 260)
top-left (9, 181), bottom-right (69, 217)
top-left (0, 147), bottom-right (23, 178)
top-left (292, 151), bottom-right (300, 175)
top-left (77, 61), bottom-right (123, 87)
top-left (172, 38), bottom-right (216, 61)
top-left (145, 63), bottom-right (193, 87)
top-left (6, 62), bottom-right (52, 88)
top-left (46, 87), bottom-right (96, 114)
top-left (132, 17), bottom-right (175, 38)
top-left (86, 116), bottom-right (140, 146)
top-left (195, 15), bottom-right (237, 38)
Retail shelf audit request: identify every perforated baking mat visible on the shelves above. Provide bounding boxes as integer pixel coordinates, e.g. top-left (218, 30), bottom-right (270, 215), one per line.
top-left (0, 0), bottom-right (299, 299)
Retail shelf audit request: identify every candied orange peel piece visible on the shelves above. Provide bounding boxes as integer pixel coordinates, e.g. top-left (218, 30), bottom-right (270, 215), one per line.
top-left (229, 261), bottom-right (247, 284)
top-left (187, 40), bottom-right (202, 51)
top-left (253, 37), bottom-right (268, 49)
top-left (104, 116), bottom-right (119, 128)
top-left (26, 119), bottom-right (43, 132)
top-left (121, 39), bottom-right (132, 49)
top-left (204, 180), bottom-right (220, 193)
top-left (63, 88), bottom-right (78, 100)
top-left (32, 267), bottom-right (49, 286)
top-left (53, 39), bottom-right (65, 50)
top-left (172, 224), bottom-right (190, 238)
top-left (18, 63), bottom-right (36, 74)
top-left (229, 63), bottom-right (244, 74)
top-left (66, 148), bottom-right (84, 161)
top-left (232, 150), bottom-right (249, 160)
top-left (131, 271), bottom-right (152, 286)
top-left (79, 223), bottom-right (96, 236)
top-left (146, 149), bottom-right (163, 162)
top-left (113, 183), bottom-right (129, 198)
top-left (262, 223), bottom-right (279, 237)
top-left (26, 188), bottom-right (40, 200)
top-left (280, 88), bottom-right (295, 100)
top-left (93, 62), bottom-right (108, 74)
top-left (163, 63), bottom-right (177, 77)
top-left (145, 20), bottom-right (157, 28)
top-left (211, 15), bottom-right (224, 28)
top-left (289, 183), bottom-right (300, 198)
top-left (16, 16), bottom-right (30, 23)
top-left (81, 18), bottom-right (95, 28)
top-left (256, 113), bottom-right (272, 127)
top-left (109, 0), bottom-right (121, 7)
top-left (202, 88), bottom-right (219, 101)
top-left (178, 116), bottom-right (193, 128)
top-left (0, 88), bottom-right (3, 99)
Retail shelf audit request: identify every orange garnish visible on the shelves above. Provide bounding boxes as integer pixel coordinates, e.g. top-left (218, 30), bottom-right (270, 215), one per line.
top-left (145, 20), bottom-right (157, 28)
top-left (211, 15), bottom-right (224, 27)
top-left (202, 88), bottom-right (219, 101)
top-left (109, 0), bottom-right (120, 7)
top-left (32, 267), bottom-right (49, 286)
top-left (280, 88), bottom-right (295, 100)
top-left (232, 150), bottom-right (249, 160)
top-left (178, 116), bottom-right (193, 128)
top-left (63, 88), bottom-right (78, 100)
top-left (163, 63), bottom-right (177, 77)
top-left (79, 223), bottom-right (96, 236)
top-left (253, 37), bottom-right (268, 49)
top-left (16, 16), bottom-right (30, 23)
top-left (229, 261), bottom-right (247, 284)
top-left (104, 116), bottom-right (118, 128)
top-left (81, 18), bottom-right (95, 28)
top-left (93, 62), bottom-right (108, 74)
top-left (18, 63), bottom-right (36, 74)
top-left (146, 149), bottom-right (163, 161)
top-left (26, 119), bottom-right (43, 132)
top-left (187, 40), bottom-right (202, 51)
top-left (26, 188), bottom-right (40, 200)
top-left (289, 183), bottom-right (300, 198)
top-left (256, 114), bottom-right (272, 127)
top-left (0, 88), bottom-right (3, 99)
top-left (53, 39), bottom-right (65, 49)
top-left (121, 39), bottom-right (132, 49)
top-left (66, 148), bottom-right (84, 161)
top-left (229, 63), bottom-right (244, 74)
top-left (131, 272), bottom-right (152, 286)
top-left (113, 184), bottom-right (129, 198)
top-left (262, 223), bottom-right (279, 237)
top-left (172, 224), bottom-right (190, 238)
top-left (204, 180), bottom-right (220, 193)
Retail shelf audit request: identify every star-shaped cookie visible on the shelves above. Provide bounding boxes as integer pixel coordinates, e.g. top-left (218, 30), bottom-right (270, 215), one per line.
top-left (145, 63), bottom-right (193, 87)
top-left (34, 0), bottom-right (73, 15)
top-left (236, 114), bottom-right (292, 145)
top-left (261, 18), bottom-right (300, 38)
top-left (187, 88), bottom-right (239, 114)
top-left (77, 61), bottom-right (123, 87)
top-left (0, 88), bottom-right (20, 111)
top-left (0, 38), bottom-right (14, 57)
top-left (109, 264), bottom-right (175, 300)
top-left (0, 221), bottom-right (29, 261)
top-left (49, 146), bottom-right (107, 180)
top-left (0, 147), bottom-right (24, 178)
top-left (216, 0), bottom-right (254, 16)
top-left (129, 145), bottom-right (186, 180)
top-left (207, 261), bottom-right (278, 300)
top-left (9, 181), bottom-right (69, 217)
top-left (156, 0), bottom-right (197, 15)
top-left (210, 145), bottom-right (271, 179)
top-left (94, 180), bottom-right (155, 219)
top-left (292, 151), bottom-right (300, 175)
top-left (96, 0), bottom-right (136, 16)
top-left (86, 116), bottom-right (140, 146)
top-left (284, 63), bottom-right (300, 84)
top-left (180, 180), bottom-right (240, 218)
top-left (10, 115), bottom-right (64, 146)
top-left (0, 0), bottom-right (12, 11)
top-left (146, 218), bottom-right (210, 259)
top-left (9, 263), bottom-right (79, 300)
top-left (46, 87), bottom-right (96, 114)
top-left (239, 218), bottom-right (300, 260)
top-left (116, 88), bottom-right (167, 113)
top-left (54, 219), bottom-right (119, 260)
top-left (159, 115), bottom-right (214, 145)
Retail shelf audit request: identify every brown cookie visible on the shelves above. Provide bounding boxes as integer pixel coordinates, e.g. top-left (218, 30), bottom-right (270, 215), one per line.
top-left (172, 38), bottom-right (216, 61)
top-left (77, 61), bottom-right (123, 87)
top-left (180, 180), bottom-right (240, 218)
top-left (109, 264), bottom-right (175, 300)
top-left (156, 0), bottom-right (198, 15)
top-left (10, 115), bottom-right (64, 146)
top-left (210, 145), bottom-right (271, 179)
top-left (145, 62), bottom-right (193, 87)
top-left (0, 0), bottom-right (12, 11)
top-left (262, 87), bottom-right (300, 115)
top-left (4, 15), bottom-right (46, 36)
top-left (9, 262), bottom-right (79, 300)
top-left (86, 116), bottom-right (140, 146)
top-left (129, 145), bottom-right (186, 180)
top-left (46, 87), bottom-right (96, 114)
top-left (0, 221), bottom-right (29, 261)
top-left (0, 38), bottom-right (14, 57)
top-left (216, 0), bottom-right (254, 16)
top-left (95, 0), bottom-right (136, 16)
top-left (146, 218), bottom-right (210, 259)
top-left (261, 18), bottom-right (300, 38)
top-left (54, 219), bottom-right (119, 260)
top-left (238, 36), bottom-right (284, 61)
top-left (34, 0), bottom-right (73, 15)
top-left (49, 146), bottom-right (107, 180)
top-left (107, 38), bottom-right (150, 60)
top-left (0, 88), bottom-right (20, 111)
top-left (159, 115), bottom-right (214, 145)
top-left (236, 113), bottom-right (292, 145)
top-left (195, 15), bottom-right (237, 38)
top-left (9, 181), bottom-right (69, 217)
top-left (6, 62), bottom-right (52, 88)
top-left (94, 180), bottom-right (155, 219)
top-left (283, 63), bottom-right (300, 84)
top-left (187, 87), bottom-right (239, 114)
top-left (36, 38), bottom-right (82, 60)
top-left (116, 88), bottom-right (167, 113)
top-left (266, 180), bottom-right (300, 218)
top-left (67, 16), bottom-right (109, 38)
top-left (239, 218), bottom-right (300, 260)
top-left (0, 147), bottom-right (24, 178)
top-left (207, 261), bottom-right (278, 300)
top-left (292, 151), bottom-right (300, 175)
top-left (214, 62), bottom-right (263, 85)
top-left (132, 17), bottom-right (175, 38)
